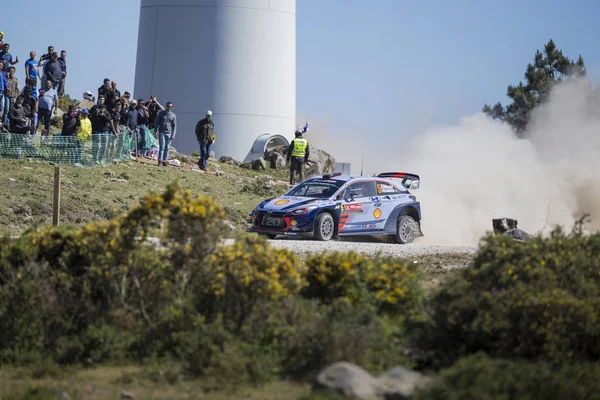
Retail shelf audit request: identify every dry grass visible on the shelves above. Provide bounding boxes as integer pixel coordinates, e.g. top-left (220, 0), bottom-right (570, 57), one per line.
top-left (0, 365), bottom-right (310, 400)
top-left (0, 155), bottom-right (290, 238)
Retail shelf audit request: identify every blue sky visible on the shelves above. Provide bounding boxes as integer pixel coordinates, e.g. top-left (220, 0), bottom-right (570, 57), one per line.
top-left (2, 0), bottom-right (599, 141)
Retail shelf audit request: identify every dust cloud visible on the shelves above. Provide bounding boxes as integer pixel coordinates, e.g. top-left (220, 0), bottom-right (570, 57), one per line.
top-left (305, 76), bottom-right (600, 245)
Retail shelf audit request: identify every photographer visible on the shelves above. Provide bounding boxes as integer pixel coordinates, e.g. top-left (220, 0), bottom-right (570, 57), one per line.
top-left (61, 105), bottom-right (80, 136)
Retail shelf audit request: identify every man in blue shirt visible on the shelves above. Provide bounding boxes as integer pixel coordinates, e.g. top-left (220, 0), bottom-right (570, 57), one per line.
top-left (0, 43), bottom-right (18, 72)
top-left (0, 61), bottom-right (7, 122)
top-left (24, 51), bottom-right (38, 81)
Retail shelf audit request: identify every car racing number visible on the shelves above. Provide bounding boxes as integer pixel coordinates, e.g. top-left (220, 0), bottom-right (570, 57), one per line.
top-left (261, 215), bottom-right (283, 227)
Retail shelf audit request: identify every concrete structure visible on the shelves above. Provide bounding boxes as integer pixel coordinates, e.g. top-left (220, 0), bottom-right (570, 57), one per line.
top-left (134, 0), bottom-right (296, 163)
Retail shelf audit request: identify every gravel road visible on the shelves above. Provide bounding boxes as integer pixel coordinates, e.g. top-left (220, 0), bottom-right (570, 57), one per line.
top-left (223, 238), bottom-right (478, 258)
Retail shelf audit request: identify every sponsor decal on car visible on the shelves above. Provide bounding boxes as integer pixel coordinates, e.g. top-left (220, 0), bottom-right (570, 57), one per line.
top-left (274, 199), bottom-right (290, 206)
top-left (341, 203), bottom-right (363, 214)
top-left (373, 208), bottom-right (382, 219)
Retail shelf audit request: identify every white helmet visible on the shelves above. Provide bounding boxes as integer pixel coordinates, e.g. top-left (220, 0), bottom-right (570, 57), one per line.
top-left (83, 91), bottom-right (93, 100)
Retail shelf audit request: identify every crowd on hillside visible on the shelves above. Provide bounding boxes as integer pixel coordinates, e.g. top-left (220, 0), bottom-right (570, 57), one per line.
top-left (0, 31), bottom-right (172, 164)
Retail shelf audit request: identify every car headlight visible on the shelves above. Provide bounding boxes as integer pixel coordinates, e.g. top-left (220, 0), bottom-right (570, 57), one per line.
top-left (289, 205), bottom-right (318, 215)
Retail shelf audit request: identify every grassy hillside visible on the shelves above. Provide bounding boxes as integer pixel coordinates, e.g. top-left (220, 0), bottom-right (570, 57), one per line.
top-left (0, 154), bottom-right (290, 237)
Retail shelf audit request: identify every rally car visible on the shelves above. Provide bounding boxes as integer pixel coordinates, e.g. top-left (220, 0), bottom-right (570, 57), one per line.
top-left (247, 172), bottom-right (423, 243)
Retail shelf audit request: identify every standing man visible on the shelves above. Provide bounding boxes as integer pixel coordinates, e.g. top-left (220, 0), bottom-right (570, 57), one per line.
top-left (43, 52), bottom-right (62, 91)
top-left (0, 43), bottom-right (18, 71)
top-left (24, 51), bottom-right (38, 82)
top-left (57, 50), bottom-right (67, 97)
top-left (3, 66), bottom-right (18, 126)
top-left (154, 101), bottom-right (176, 166)
top-left (0, 61), bottom-right (6, 120)
top-left (38, 80), bottom-right (58, 136)
top-left (287, 129), bottom-right (310, 185)
top-left (194, 110), bottom-right (214, 171)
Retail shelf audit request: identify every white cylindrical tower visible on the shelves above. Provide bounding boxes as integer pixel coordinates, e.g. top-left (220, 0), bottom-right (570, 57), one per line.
top-left (134, 0), bottom-right (296, 163)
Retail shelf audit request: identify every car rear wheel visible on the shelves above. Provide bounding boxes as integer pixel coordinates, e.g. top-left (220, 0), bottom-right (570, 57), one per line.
top-left (393, 215), bottom-right (418, 244)
top-left (314, 213), bottom-right (335, 241)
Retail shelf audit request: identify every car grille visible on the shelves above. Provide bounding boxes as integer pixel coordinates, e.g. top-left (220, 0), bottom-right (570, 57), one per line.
top-left (256, 211), bottom-right (286, 229)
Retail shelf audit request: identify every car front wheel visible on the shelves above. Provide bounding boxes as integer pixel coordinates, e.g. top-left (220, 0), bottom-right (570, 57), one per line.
top-left (314, 213), bottom-right (335, 241)
top-left (393, 215), bottom-right (418, 244)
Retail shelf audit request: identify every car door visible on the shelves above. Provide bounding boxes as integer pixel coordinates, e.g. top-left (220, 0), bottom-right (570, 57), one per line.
top-left (372, 180), bottom-right (409, 230)
top-left (338, 180), bottom-right (378, 232)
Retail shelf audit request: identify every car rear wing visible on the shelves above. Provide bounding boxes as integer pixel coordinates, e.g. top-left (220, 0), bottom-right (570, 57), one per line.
top-left (376, 172), bottom-right (420, 190)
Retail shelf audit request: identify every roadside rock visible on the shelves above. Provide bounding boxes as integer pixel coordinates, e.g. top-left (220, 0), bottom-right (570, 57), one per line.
top-left (492, 217), bottom-right (533, 241)
top-left (376, 365), bottom-right (435, 399)
top-left (120, 391), bottom-right (135, 399)
top-left (307, 147), bottom-right (336, 175)
top-left (305, 161), bottom-right (323, 177)
top-left (312, 361), bottom-right (434, 400)
top-left (219, 156), bottom-right (241, 166)
top-left (268, 151), bottom-right (286, 169)
top-left (313, 362), bottom-right (380, 399)
top-left (252, 158), bottom-right (266, 170)
top-left (503, 228), bottom-right (533, 241)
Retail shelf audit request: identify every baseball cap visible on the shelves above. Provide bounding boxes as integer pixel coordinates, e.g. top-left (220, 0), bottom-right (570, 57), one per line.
top-left (82, 108), bottom-right (89, 114)
top-left (206, 110), bottom-right (212, 116)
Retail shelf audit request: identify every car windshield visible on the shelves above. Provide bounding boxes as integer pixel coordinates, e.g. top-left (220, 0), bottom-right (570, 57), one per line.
top-left (285, 178), bottom-right (345, 198)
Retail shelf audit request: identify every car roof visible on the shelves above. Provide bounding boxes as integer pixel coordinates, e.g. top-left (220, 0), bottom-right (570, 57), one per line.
top-left (311, 174), bottom-right (393, 183)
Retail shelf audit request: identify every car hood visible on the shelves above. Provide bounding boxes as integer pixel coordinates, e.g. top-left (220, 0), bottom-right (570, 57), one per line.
top-left (260, 196), bottom-right (332, 212)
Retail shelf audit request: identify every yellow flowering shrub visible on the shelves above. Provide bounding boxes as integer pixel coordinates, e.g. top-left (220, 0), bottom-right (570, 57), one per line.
top-left (414, 227), bottom-right (600, 370)
top-left (302, 251), bottom-right (423, 314)
top-left (201, 234), bottom-right (304, 332)
top-left (0, 180), bottom-right (229, 364)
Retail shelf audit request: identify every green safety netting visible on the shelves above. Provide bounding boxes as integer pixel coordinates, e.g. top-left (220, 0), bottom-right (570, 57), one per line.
top-left (129, 126), bottom-right (158, 154)
top-left (0, 129), bottom-right (134, 166)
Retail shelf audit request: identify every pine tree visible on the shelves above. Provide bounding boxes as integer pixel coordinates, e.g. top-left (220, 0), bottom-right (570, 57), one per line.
top-left (483, 40), bottom-right (586, 137)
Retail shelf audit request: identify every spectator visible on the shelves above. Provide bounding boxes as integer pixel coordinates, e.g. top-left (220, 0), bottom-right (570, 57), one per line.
top-left (77, 108), bottom-right (92, 142)
top-left (38, 79), bottom-right (58, 136)
top-left (0, 31), bottom-right (4, 48)
top-left (43, 52), bottom-right (62, 90)
top-left (126, 99), bottom-right (140, 154)
top-left (111, 101), bottom-right (122, 134)
top-left (89, 95), bottom-right (113, 164)
top-left (57, 50), bottom-right (67, 97)
top-left (8, 96), bottom-right (31, 134)
top-left (24, 51), bottom-right (38, 82)
top-left (3, 66), bottom-right (19, 126)
top-left (106, 81), bottom-right (120, 111)
top-left (147, 95), bottom-right (164, 129)
top-left (119, 97), bottom-right (128, 123)
top-left (61, 105), bottom-right (80, 136)
top-left (0, 43), bottom-right (18, 72)
top-left (20, 78), bottom-right (38, 135)
top-left (98, 78), bottom-right (111, 100)
top-left (154, 101), bottom-right (176, 166)
top-left (136, 98), bottom-right (150, 155)
top-left (0, 61), bottom-right (7, 121)
top-left (194, 110), bottom-right (214, 171)
top-left (38, 46), bottom-right (54, 86)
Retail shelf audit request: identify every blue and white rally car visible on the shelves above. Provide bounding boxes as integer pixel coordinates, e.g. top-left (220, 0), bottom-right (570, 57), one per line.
top-left (247, 172), bottom-right (423, 243)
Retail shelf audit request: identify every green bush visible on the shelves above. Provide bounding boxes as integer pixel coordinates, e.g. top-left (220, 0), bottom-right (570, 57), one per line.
top-left (0, 180), bottom-right (227, 365)
top-left (414, 352), bottom-right (600, 400)
top-left (302, 251), bottom-right (424, 316)
top-left (413, 226), bottom-right (600, 369)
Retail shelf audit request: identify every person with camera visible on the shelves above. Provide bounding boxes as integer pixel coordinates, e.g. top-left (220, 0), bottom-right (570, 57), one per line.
top-left (61, 104), bottom-right (80, 136)
top-left (89, 95), bottom-right (113, 164)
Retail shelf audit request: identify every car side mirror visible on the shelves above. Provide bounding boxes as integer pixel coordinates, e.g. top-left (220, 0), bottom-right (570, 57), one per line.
top-left (409, 181), bottom-right (420, 189)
